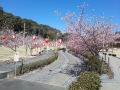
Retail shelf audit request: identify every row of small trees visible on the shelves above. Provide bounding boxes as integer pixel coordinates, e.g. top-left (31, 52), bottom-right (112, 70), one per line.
top-left (0, 28), bottom-right (60, 56)
top-left (0, 28), bottom-right (63, 56)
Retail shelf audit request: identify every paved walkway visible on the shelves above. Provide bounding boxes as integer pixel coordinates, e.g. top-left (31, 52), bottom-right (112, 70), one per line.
top-left (0, 50), bottom-right (83, 90)
top-left (17, 50), bottom-right (83, 88)
top-left (100, 53), bottom-right (120, 90)
top-left (0, 50), bottom-right (54, 78)
top-left (0, 79), bottom-right (66, 90)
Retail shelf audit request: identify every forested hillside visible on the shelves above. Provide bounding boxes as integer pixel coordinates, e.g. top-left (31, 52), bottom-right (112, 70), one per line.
top-left (0, 7), bottom-right (62, 40)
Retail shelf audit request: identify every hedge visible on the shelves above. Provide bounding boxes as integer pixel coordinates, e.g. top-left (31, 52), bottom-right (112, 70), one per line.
top-left (16, 51), bottom-right (58, 76)
top-left (69, 71), bottom-right (101, 90)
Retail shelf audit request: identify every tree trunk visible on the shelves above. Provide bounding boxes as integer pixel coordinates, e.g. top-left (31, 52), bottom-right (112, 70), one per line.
top-left (15, 44), bottom-right (16, 52)
top-left (26, 45), bottom-right (27, 56)
top-left (30, 48), bottom-right (33, 56)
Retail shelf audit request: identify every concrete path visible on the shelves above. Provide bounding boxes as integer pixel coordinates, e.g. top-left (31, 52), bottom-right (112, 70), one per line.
top-left (0, 79), bottom-right (66, 90)
top-left (17, 50), bottom-right (83, 88)
top-left (0, 50), bottom-right (53, 79)
top-left (100, 53), bottom-right (120, 90)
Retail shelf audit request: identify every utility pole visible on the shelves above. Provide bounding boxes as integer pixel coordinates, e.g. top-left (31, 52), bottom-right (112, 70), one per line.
top-left (23, 23), bottom-right (25, 46)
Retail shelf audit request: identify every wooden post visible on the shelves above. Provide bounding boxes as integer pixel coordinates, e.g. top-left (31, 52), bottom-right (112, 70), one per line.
top-left (108, 57), bottom-right (110, 73)
top-left (101, 56), bottom-right (103, 74)
top-left (21, 59), bottom-right (24, 74)
top-left (14, 62), bottom-right (16, 78)
top-left (104, 53), bottom-right (106, 61)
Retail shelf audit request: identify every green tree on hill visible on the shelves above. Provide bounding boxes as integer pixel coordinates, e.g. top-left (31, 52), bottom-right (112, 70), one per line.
top-left (0, 6), bottom-right (62, 40)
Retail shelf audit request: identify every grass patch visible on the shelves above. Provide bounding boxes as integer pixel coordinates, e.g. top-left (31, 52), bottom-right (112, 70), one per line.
top-left (0, 46), bottom-right (46, 62)
top-left (101, 49), bottom-right (120, 58)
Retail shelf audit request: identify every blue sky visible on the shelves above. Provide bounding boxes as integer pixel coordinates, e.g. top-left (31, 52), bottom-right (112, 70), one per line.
top-left (0, 0), bottom-right (120, 32)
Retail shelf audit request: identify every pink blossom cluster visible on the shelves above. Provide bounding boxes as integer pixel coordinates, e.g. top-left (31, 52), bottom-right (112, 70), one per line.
top-left (0, 29), bottom-right (23, 52)
top-left (60, 4), bottom-right (120, 56)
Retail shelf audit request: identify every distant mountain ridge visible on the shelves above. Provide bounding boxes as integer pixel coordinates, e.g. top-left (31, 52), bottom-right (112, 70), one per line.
top-left (0, 6), bottom-right (62, 40)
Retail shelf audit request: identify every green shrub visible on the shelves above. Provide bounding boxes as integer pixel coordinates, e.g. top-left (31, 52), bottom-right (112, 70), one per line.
top-left (83, 52), bottom-right (92, 60)
top-left (16, 51), bottom-right (58, 75)
top-left (69, 71), bottom-right (101, 90)
top-left (87, 58), bottom-right (103, 74)
top-left (83, 52), bottom-right (107, 75)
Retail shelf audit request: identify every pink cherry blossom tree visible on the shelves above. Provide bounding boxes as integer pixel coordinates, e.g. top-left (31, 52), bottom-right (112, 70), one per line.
top-left (56, 4), bottom-right (119, 59)
top-left (24, 36), bottom-right (45, 56)
top-left (24, 36), bottom-right (35, 56)
top-left (0, 28), bottom-right (23, 52)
